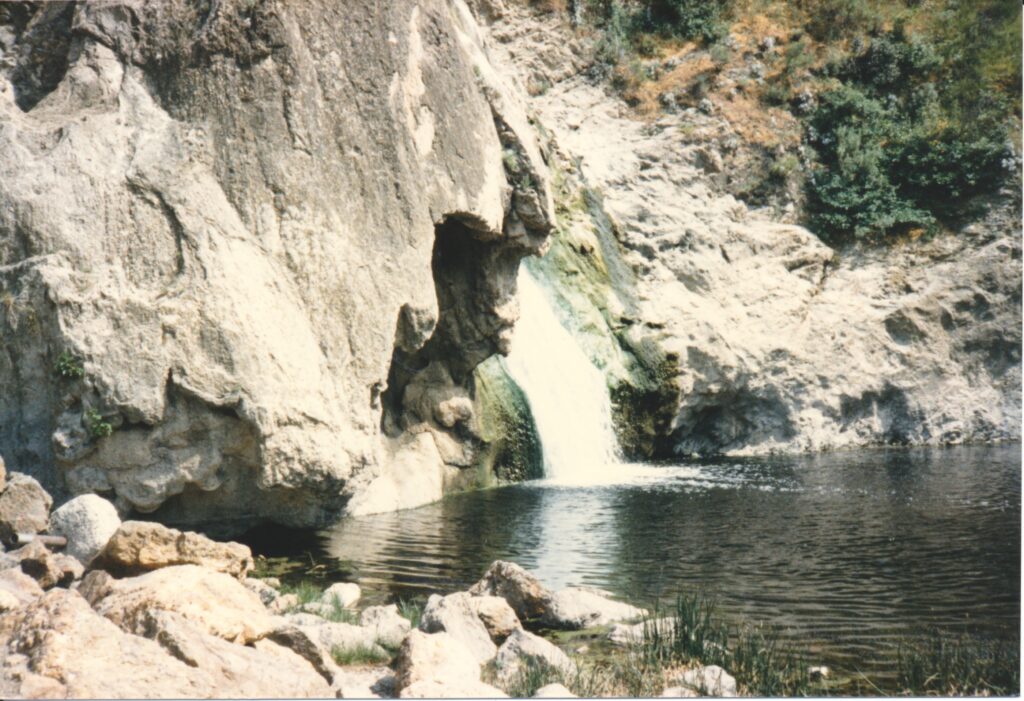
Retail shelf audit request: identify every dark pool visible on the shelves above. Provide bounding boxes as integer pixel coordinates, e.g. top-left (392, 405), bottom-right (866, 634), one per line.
top-left (257, 444), bottom-right (1021, 675)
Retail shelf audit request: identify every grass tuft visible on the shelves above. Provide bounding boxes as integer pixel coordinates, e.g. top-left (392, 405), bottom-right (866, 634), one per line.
top-left (897, 632), bottom-right (1020, 696)
top-left (331, 644), bottom-right (392, 667)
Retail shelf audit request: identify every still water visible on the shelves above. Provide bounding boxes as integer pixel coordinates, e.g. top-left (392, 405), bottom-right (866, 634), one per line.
top-left (284, 444), bottom-right (1021, 674)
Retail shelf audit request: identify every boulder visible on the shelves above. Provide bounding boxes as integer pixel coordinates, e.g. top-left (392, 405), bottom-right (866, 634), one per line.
top-left (334, 666), bottom-right (396, 699)
top-left (322, 581), bottom-right (361, 608)
top-left (361, 604), bottom-right (413, 648)
top-left (243, 576), bottom-right (280, 606)
top-left (535, 682), bottom-right (577, 698)
top-left (470, 560), bottom-right (553, 621)
top-left (608, 617), bottom-right (676, 646)
top-left (0, 473), bottom-right (51, 534)
top-left (48, 494), bottom-right (121, 565)
top-left (672, 665), bottom-right (738, 697)
top-left (401, 678), bottom-right (508, 698)
top-left (141, 610), bottom-right (335, 697)
top-left (284, 613), bottom-right (387, 656)
top-left (97, 521), bottom-right (253, 578)
top-left (0, 589), bottom-right (215, 698)
top-left (0, 567), bottom-right (43, 608)
top-left (14, 541), bottom-right (58, 588)
top-left (421, 591), bottom-right (497, 664)
top-left (470, 594), bottom-right (522, 643)
top-left (542, 587), bottom-right (646, 629)
top-left (92, 564), bottom-right (275, 643)
top-left (394, 630), bottom-right (483, 692)
top-left (494, 629), bottom-right (575, 682)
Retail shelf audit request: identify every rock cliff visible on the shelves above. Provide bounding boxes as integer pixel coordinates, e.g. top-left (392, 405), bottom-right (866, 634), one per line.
top-left (0, 0), bottom-right (553, 528)
top-left (485, 2), bottom-right (1021, 457)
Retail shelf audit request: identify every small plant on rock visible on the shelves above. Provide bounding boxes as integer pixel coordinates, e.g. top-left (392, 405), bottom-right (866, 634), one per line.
top-left (84, 408), bottom-right (113, 438)
top-left (55, 350), bottom-right (85, 379)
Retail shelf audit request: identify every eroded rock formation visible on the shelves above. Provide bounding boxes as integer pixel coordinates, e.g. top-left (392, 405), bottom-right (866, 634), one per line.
top-left (0, 0), bottom-right (553, 528)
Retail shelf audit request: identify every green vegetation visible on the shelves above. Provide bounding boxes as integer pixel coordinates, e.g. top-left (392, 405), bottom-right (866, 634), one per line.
top-left (277, 580), bottom-right (360, 623)
top-left (330, 644), bottom-right (391, 667)
top-left (577, 0), bottom-right (1021, 244)
top-left (897, 632), bottom-right (1020, 696)
top-left (55, 350), bottom-right (84, 379)
top-left (84, 408), bottom-right (113, 438)
top-left (397, 597), bottom-right (426, 630)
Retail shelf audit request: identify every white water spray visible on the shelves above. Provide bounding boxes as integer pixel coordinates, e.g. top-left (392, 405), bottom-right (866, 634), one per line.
top-left (505, 265), bottom-right (622, 484)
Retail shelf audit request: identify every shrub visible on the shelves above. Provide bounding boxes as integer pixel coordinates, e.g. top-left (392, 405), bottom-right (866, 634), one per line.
top-left (55, 350), bottom-right (84, 379)
top-left (84, 408), bottom-right (113, 438)
top-left (802, 27), bottom-right (1015, 244)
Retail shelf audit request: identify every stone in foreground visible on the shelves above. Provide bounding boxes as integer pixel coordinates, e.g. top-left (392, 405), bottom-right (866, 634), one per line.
top-left (394, 630), bottom-right (484, 692)
top-left (495, 629), bottom-right (575, 682)
top-left (361, 604), bottom-right (413, 648)
top-left (469, 594), bottom-right (522, 644)
top-left (421, 591), bottom-right (498, 664)
top-left (542, 586), bottom-right (646, 629)
top-left (48, 494), bottom-right (121, 565)
top-left (92, 564), bottom-right (275, 643)
top-left (672, 665), bottom-right (738, 697)
top-left (97, 521), bottom-right (253, 579)
top-left (0, 473), bottom-right (52, 534)
top-left (0, 589), bottom-right (215, 698)
top-left (470, 560), bottom-right (553, 621)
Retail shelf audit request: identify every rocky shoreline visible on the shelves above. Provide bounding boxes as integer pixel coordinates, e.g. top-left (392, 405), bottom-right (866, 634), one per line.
top-left (0, 459), bottom-right (747, 699)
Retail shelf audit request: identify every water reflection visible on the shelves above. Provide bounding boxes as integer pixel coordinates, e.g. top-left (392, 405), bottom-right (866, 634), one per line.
top-left (317, 445), bottom-right (1020, 671)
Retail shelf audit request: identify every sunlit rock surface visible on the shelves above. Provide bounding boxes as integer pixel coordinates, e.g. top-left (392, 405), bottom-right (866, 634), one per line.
top-left (0, 0), bottom-right (553, 527)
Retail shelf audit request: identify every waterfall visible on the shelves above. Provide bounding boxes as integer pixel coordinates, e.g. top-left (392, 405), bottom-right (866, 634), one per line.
top-left (505, 264), bottom-right (622, 484)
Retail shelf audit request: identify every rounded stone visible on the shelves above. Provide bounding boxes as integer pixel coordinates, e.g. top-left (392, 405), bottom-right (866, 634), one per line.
top-left (48, 494), bottom-right (121, 565)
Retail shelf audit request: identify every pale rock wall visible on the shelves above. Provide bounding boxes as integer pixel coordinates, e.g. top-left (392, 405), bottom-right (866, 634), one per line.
top-left (487, 4), bottom-right (1021, 457)
top-left (0, 0), bottom-right (553, 528)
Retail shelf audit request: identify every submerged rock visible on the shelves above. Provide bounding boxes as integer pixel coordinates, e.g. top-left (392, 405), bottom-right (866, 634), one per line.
top-left (97, 521), bottom-right (253, 579)
top-left (48, 494), bottom-right (121, 565)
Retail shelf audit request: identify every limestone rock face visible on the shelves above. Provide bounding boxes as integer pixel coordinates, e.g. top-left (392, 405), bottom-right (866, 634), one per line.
top-left (97, 520), bottom-right (253, 578)
top-left (0, 473), bottom-right (51, 534)
top-left (91, 564), bottom-right (275, 643)
top-left (0, 0), bottom-right (553, 528)
top-left (489, 6), bottom-right (1022, 458)
top-left (47, 493), bottom-right (121, 565)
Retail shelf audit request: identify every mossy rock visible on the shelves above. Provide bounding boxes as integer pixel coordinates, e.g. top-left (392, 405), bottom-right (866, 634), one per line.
top-left (473, 356), bottom-right (543, 482)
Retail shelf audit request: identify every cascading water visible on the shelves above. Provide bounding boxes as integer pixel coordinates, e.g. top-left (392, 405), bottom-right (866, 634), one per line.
top-left (505, 264), bottom-right (622, 484)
